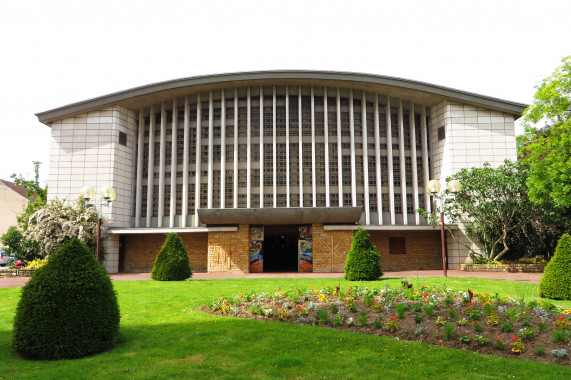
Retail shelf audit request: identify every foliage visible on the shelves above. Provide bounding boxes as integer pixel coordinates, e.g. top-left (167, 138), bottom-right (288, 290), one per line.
top-left (0, 226), bottom-right (40, 261)
top-left (10, 238), bottom-right (120, 360)
top-left (344, 228), bottom-right (383, 281)
top-left (24, 199), bottom-right (99, 258)
top-left (151, 233), bottom-right (192, 281)
top-left (423, 160), bottom-right (546, 261)
top-left (10, 161), bottom-right (48, 230)
top-left (519, 56), bottom-right (571, 218)
top-left (539, 234), bottom-right (571, 300)
top-left (24, 258), bottom-right (47, 269)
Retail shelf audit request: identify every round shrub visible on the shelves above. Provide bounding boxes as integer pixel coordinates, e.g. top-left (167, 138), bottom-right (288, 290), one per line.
top-left (151, 233), bottom-right (192, 281)
top-left (539, 233), bottom-right (571, 300)
top-left (11, 237), bottom-right (120, 360)
top-left (344, 228), bottom-right (383, 281)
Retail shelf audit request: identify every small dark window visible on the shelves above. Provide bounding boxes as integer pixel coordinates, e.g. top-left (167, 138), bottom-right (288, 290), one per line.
top-left (437, 126), bottom-right (445, 141)
top-left (119, 131), bottom-right (127, 146)
top-left (389, 237), bottom-right (406, 254)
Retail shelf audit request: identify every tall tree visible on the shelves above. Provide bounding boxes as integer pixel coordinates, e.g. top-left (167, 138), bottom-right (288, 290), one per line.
top-left (10, 161), bottom-right (48, 229)
top-left (519, 56), bottom-right (571, 225)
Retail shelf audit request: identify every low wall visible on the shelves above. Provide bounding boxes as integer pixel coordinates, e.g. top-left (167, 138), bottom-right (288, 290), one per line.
top-left (0, 269), bottom-right (36, 277)
top-left (460, 264), bottom-right (546, 273)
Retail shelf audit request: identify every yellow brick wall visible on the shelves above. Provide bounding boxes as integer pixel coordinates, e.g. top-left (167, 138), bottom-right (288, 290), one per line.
top-left (312, 224), bottom-right (355, 273)
top-left (122, 233), bottom-right (208, 272)
top-left (369, 230), bottom-right (442, 271)
top-left (207, 225), bottom-right (250, 273)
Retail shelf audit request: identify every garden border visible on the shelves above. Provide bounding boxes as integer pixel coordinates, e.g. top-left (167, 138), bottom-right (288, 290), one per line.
top-left (460, 264), bottom-right (546, 273)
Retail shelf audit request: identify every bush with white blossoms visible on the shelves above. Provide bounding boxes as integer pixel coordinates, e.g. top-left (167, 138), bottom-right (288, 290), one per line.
top-left (24, 199), bottom-right (99, 258)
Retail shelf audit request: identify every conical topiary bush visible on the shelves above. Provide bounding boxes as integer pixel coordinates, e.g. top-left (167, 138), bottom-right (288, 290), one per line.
top-left (539, 233), bottom-right (571, 300)
top-left (151, 233), bottom-right (192, 281)
top-left (11, 237), bottom-right (120, 360)
top-left (344, 228), bottom-right (383, 281)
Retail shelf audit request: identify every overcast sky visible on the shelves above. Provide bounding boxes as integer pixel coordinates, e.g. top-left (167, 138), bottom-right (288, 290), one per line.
top-left (1, 0), bottom-right (569, 185)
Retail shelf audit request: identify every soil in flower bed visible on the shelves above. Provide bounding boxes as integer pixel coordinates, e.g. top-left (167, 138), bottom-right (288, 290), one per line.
top-left (204, 283), bottom-right (571, 366)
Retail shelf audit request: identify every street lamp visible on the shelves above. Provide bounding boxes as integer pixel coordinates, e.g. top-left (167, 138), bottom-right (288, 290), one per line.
top-left (426, 179), bottom-right (462, 278)
top-left (80, 185), bottom-right (116, 261)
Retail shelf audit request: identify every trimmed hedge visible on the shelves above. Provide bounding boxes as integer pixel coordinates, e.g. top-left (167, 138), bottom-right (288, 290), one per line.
top-left (151, 233), bottom-right (192, 281)
top-left (344, 228), bottom-right (383, 281)
top-left (539, 233), bottom-right (571, 300)
top-left (11, 238), bottom-right (120, 360)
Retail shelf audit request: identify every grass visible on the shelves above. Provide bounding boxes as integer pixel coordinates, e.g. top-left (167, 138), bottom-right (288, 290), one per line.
top-left (0, 276), bottom-right (570, 379)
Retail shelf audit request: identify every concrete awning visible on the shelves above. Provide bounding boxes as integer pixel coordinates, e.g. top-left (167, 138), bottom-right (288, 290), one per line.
top-left (197, 207), bottom-right (362, 225)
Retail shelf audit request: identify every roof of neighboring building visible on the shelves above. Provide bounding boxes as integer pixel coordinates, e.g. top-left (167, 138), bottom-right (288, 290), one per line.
top-left (0, 179), bottom-right (33, 200)
top-left (36, 70), bottom-right (528, 124)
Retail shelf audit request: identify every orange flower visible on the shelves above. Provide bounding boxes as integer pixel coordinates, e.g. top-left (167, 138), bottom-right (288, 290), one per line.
top-left (391, 316), bottom-right (396, 320)
top-left (496, 339), bottom-right (501, 343)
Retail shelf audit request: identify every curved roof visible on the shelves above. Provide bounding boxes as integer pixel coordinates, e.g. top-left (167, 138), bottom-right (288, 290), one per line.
top-left (36, 70), bottom-right (528, 124)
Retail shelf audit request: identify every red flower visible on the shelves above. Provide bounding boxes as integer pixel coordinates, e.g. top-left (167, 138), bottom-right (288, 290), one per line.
top-left (391, 316), bottom-right (396, 320)
top-left (449, 307), bottom-right (454, 310)
top-left (512, 335), bottom-right (518, 340)
top-left (538, 321), bottom-right (543, 324)
top-left (279, 306), bottom-right (282, 309)
top-left (491, 310), bottom-right (495, 313)
top-left (558, 316), bottom-right (565, 320)
top-left (298, 306), bottom-right (302, 310)
top-left (278, 287), bottom-right (281, 290)
top-left (375, 318), bottom-right (379, 321)
top-left (496, 339), bottom-right (501, 343)
top-left (467, 302), bottom-right (473, 306)
top-left (473, 320), bottom-right (479, 324)
top-left (373, 300), bottom-right (377, 303)
top-left (424, 293), bottom-right (428, 297)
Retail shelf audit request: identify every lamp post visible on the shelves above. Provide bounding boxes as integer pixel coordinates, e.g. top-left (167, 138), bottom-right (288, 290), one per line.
top-left (426, 179), bottom-right (462, 278)
top-left (80, 185), bottom-right (116, 261)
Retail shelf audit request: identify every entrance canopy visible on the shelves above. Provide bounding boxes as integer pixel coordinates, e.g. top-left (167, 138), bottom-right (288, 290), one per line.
top-left (198, 207), bottom-right (362, 225)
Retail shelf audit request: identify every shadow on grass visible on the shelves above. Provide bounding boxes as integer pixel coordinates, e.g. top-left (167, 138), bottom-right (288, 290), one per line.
top-left (1, 313), bottom-right (570, 379)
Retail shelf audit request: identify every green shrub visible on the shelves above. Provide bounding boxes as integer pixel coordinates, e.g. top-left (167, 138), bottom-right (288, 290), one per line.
top-left (539, 234), bottom-right (571, 300)
top-left (344, 229), bottom-right (383, 281)
top-left (11, 238), bottom-right (120, 360)
top-left (151, 233), bottom-right (192, 281)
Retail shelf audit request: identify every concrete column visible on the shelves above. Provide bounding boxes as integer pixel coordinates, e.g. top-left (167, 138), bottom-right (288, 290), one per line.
top-left (259, 87), bottom-right (264, 207)
top-left (349, 90), bottom-right (357, 207)
top-left (273, 86), bottom-right (277, 208)
top-left (247, 87), bottom-right (252, 208)
top-left (374, 95), bottom-right (383, 224)
top-left (220, 91), bottom-right (226, 209)
top-left (158, 103), bottom-right (166, 227)
top-left (170, 100), bottom-right (177, 227)
top-left (311, 86), bottom-right (316, 208)
top-left (286, 85), bottom-right (290, 207)
top-left (386, 97), bottom-right (395, 225)
top-left (336, 88), bottom-right (343, 207)
top-left (146, 105), bottom-right (155, 227)
top-left (234, 89), bottom-right (238, 209)
top-left (398, 100), bottom-right (407, 225)
top-left (324, 87), bottom-right (330, 207)
top-left (207, 92), bottom-right (213, 209)
top-left (410, 103), bottom-right (419, 225)
top-left (194, 94), bottom-right (201, 224)
top-left (362, 91), bottom-right (370, 225)
top-left (421, 106), bottom-right (431, 212)
top-left (298, 86), bottom-right (303, 207)
top-left (135, 111), bottom-right (144, 227)
top-left (182, 96), bottom-right (190, 226)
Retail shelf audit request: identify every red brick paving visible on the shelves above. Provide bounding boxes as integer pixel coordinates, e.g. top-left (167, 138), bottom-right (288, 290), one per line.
top-left (0, 270), bottom-right (542, 288)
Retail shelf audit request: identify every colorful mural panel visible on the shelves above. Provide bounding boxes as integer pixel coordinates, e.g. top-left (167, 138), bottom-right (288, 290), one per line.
top-left (249, 226), bottom-right (264, 272)
top-left (298, 225), bottom-right (313, 272)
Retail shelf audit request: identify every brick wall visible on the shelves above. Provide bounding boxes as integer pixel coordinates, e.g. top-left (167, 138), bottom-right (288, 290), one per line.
top-left (369, 230), bottom-right (442, 271)
top-left (207, 225), bottom-right (250, 273)
top-left (122, 233), bottom-right (208, 272)
top-left (312, 224), bottom-right (354, 272)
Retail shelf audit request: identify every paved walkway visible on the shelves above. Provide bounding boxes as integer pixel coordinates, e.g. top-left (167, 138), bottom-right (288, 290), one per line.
top-left (0, 270), bottom-right (542, 288)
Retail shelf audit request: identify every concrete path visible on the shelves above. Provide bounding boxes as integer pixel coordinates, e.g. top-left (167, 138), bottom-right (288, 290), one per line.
top-left (0, 270), bottom-right (542, 288)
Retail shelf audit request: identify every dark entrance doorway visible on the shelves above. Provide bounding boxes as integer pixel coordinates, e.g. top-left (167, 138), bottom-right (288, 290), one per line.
top-left (262, 225), bottom-right (298, 272)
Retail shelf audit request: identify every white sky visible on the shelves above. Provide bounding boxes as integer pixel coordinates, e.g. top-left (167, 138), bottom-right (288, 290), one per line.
top-left (1, 0), bottom-right (569, 185)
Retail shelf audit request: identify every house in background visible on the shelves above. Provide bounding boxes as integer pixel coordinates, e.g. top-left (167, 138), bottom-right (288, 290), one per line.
top-left (0, 179), bottom-right (30, 246)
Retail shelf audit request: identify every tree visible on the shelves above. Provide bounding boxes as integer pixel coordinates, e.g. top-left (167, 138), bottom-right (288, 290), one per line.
top-left (10, 161), bottom-right (48, 230)
top-left (24, 199), bottom-right (99, 258)
top-left (426, 160), bottom-right (544, 262)
top-left (0, 226), bottom-right (40, 261)
top-left (519, 56), bottom-right (571, 222)
top-left (539, 233), bottom-right (571, 300)
top-left (344, 228), bottom-right (383, 281)
top-left (11, 238), bottom-right (120, 359)
top-left (151, 233), bottom-right (192, 281)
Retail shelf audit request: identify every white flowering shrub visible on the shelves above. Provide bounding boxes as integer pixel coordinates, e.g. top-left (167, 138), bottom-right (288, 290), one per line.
top-left (24, 199), bottom-right (99, 258)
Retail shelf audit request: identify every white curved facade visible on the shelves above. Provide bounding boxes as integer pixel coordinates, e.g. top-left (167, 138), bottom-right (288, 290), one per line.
top-left (38, 71), bottom-right (525, 273)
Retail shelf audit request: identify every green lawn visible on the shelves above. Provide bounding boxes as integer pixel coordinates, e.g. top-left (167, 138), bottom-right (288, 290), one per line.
top-left (1, 276), bottom-right (570, 379)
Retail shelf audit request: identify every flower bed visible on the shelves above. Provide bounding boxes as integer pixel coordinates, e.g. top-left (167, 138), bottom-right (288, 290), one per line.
top-left (205, 284), bottom-right (571, 366)
top-left (461, 264), bottom-right (547, 273)
top-left (0, 268), bottom-right (36, 278)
